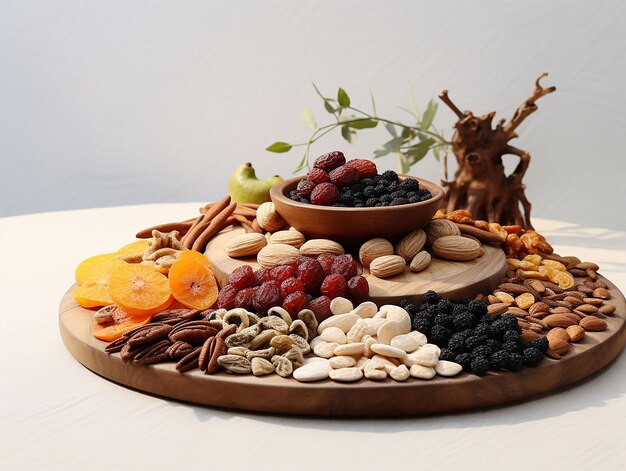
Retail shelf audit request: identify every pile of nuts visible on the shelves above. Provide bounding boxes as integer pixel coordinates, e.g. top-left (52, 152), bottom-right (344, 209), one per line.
top-left (104, 306), bottom-right (316, 378)
top-left (479, 254), bottom-right (613, 359)
top-left (359, 219), bottom-right (484, 278)
top-left (296, 297), bottom-right (462, 382)
top-left (118, 229), bottom-right (185, 273)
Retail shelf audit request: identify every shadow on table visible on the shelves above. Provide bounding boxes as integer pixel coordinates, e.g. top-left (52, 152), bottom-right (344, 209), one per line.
top-left (180, 350), bottom-right (626, 431)
top-left (539, 221), bottom-right (626, 252)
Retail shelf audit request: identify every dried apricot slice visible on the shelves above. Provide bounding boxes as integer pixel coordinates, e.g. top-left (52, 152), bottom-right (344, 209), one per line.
top-left (168, 251), bottom-right (218, 310)
top-left (75, 253), bottom-right (128, 285)
top-left (117, 240), bottom-right (150, 255)
top-left (72, 283), bottom-right (115, 308)
top-left (108, 264), bottom-right (173, 316)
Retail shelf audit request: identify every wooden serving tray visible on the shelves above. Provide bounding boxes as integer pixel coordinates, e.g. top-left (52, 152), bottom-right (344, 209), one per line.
top-left (59, 276), bottom-right (626, 417)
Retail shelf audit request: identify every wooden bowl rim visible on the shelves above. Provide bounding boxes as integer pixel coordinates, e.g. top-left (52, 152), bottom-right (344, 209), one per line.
top-left (270, 174), bottom-right (445, 213)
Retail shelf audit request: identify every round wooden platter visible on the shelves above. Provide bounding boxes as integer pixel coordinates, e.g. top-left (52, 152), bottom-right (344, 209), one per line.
top-left (60, 276), bottom-right (626, 417)
top-left (205, 226), bottom-right (507, 305)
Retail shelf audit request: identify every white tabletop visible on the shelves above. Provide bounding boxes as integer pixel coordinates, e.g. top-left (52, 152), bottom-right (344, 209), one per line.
top-left (2, 204), bottom-right (626, 471)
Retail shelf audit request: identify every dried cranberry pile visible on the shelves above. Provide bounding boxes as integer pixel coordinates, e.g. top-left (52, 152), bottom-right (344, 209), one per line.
top-left (217, 254), bottom-right (369, 322)
top-left (288, 151), bottom-right (432, 207)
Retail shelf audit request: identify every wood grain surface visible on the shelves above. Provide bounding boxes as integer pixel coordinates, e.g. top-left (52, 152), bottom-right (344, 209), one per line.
top-left (205, 225), bottom-right (507, 305)
top-left (59, 276), bottom-right (626, 417)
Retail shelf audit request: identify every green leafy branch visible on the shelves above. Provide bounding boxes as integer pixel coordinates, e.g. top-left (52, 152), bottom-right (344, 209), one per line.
top-left (266, 84), bottom-right (450, 174)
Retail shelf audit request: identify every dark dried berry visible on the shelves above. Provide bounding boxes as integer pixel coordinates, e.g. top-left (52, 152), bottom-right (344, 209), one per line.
top-left (252, 280), bottom-right (282, 315)
top-left (422, 290), bottom-right (440, 304)
top-left (217, 284), bottom-right (238, 310)
top-left (280, 278), bottom-right (306, 298)
top-left (471, 355), bottom-right (490, 376)
top-left (320, 274), bottom-right (347, 299)
top-left (296, 178), bottom-right (316, 197)
top-left (307, 167), bottom-right (330, 184)
top-left (253, 268), bottom-right (271, 286)
top-left (313, 151), bottom-right (346, 171)
top-left (269, 265), bottom-right (296, 283)
top-left (346, 275), bottom-right (369, 303)
top-left (523, 347), bottom-right (544, 367)
top-left (234, 287), bottom-right (257, 311)
top-left (345, 158), bottom-right (377, 178)
top-left (310, 182), bottom-right (339, 205)
top-left (282, 291), bottom-right (309, 319)
top-left (228, 265), bottom-right (254, 290)
top-left (381, 170), bottom-right (398, 181)
top-left (506, 352), bottom-right (524, 371)
top-left (317, 253), bottom-right (336, 276)
top-left (308, 295), bottom-right (332, 323)
top-left (490, 350), bottom-right (510, 370)
top-left (331, 254), bottom-right (358, 278)
top-left (297, 259), bottom-right (326, 294)
top-left (528, 336), bottom-right (549, 353)
top-left (328, 165), bottom-right (360, 187)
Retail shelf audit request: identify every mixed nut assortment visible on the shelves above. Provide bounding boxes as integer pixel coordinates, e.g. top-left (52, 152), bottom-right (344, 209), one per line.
top-left (72, 151), bottom-right (621, 389)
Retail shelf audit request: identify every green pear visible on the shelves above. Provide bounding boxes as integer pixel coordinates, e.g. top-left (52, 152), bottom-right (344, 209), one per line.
top-left (228, 163), bottom-right (283, 204)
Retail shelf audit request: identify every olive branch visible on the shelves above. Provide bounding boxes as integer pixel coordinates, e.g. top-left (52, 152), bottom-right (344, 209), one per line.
top-left (266, 84), bottom-right (450, 175)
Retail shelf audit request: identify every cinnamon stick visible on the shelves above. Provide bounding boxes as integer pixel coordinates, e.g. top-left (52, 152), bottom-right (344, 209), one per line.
top-left (232, 214), bottom-right (255, 233)
top-left (191, 203), bottom-right (238, 252)
top-left (183, 196), bottom-right (231, 248)
top-left (233, 205), bottom-right (257, 218)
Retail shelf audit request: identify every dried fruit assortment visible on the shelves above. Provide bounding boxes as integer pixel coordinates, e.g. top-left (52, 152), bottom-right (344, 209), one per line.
top-left (289, 151), bottom-right (432, 207)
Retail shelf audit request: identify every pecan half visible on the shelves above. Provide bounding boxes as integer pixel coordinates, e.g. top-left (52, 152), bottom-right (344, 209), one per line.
top-left (127, 325), bottom-right (173, 346)
top-left (134, 340), bottom-right (171, 365)
top-left (169, 321), bottom-right (218, 345)
top-left (167, 341), bottom-right (194, 359)
top-left (104, 336), bottom-right (128, 354)
top-left (175, 347), bottom-right (202, 373)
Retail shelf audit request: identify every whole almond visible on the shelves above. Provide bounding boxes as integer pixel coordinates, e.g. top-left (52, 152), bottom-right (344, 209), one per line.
top-left (566, 325), bottom-right (585, 342)
top-left (543, 313), bottom-right (578, 328)
top-left (498, 283), bottom-right (530, 295)
top-left (583, 297), bottom-right (603, 306)
top-left (575, 262), bottom-right (600, 271)
top-left (592, 287), bottom-right (610, 299)
top-left (527, 279), bottom-right (546, 293)
top-left (359, 238), bottom-right (394, 267)
top-left (432, 235), bottom-right (482, 261)
top-left (395, 229), bottom-right (427, 261)
top-left (547, 327), bottom-right (570, 343)
top-left (529, 302), bottom-right (550, 316)
top-left (369, 255), bottom-right (406, 278)
top-left (409, 251), bottom-right (431, 272)
top-left (487, 302), bottom-right (511, 316)
top-left (299, 239), bottom-right (345, 256)
top-left (548, 338), bottom-right (570, 356)
top-left (225, 232), bottom-right (268, 257)
top-left (579, 316), bottom-right (607, 332)
top-left (576, 304), bottom-right (599, 314)
top-left (257, 243), bottom-right (300, 269)
top-left (599, 304), bottom-right (616, 315)
top-left (256, 202), bottom-right (286, 232)
top-left (424, 219), bottom-right (461, 246)
top-left (268, 230), bottom-right (305, 248)
top-left (563, 296), bottom-right (584, 307)
top-left (506, 307), bottom-right (529, 317)
top-left (521, 329), bottom-right (541, 341)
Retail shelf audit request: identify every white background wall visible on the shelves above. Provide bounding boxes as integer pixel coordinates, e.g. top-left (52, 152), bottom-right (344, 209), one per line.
top-left (1, 0), bottom-right (625, 232)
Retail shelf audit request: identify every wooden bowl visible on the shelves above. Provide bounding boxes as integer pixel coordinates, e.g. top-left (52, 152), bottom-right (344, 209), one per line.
top-left (270, 175), bottom-right (444, 241)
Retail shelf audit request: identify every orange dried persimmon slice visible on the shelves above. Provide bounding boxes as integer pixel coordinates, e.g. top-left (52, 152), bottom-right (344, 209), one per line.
top-left (72, 283), bottom-right (115, 309)
top-left (75, 253), bottom-right (128, 286)
top-left (108, 264), bottom-right (173, 316)
top-left (168, 253), bottom-right (218, 310)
